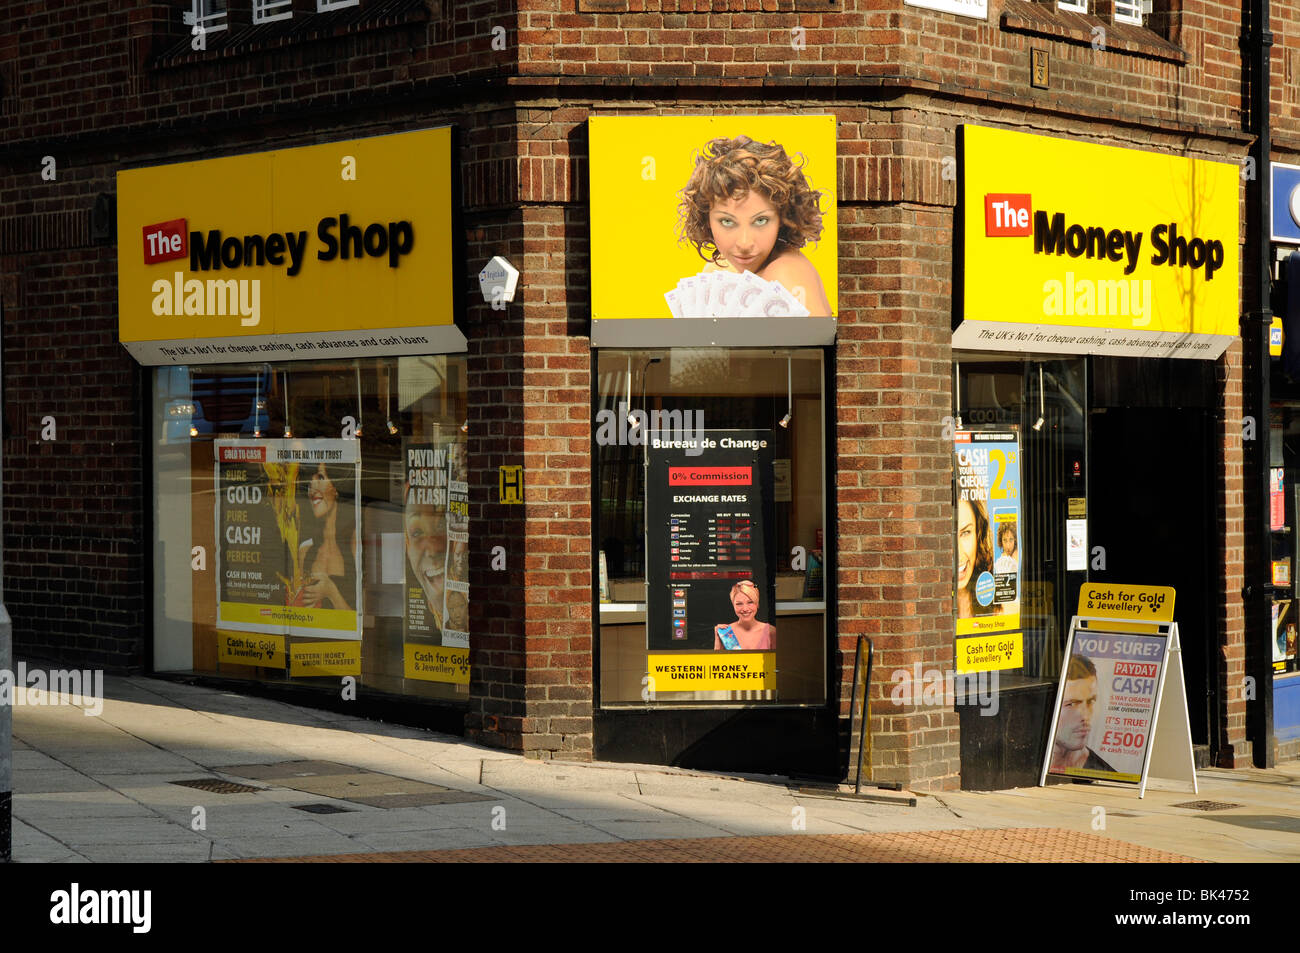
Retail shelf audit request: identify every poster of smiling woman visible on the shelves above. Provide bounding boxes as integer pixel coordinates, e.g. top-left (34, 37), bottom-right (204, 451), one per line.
top-left (588, 115), bottom-right (838, 331)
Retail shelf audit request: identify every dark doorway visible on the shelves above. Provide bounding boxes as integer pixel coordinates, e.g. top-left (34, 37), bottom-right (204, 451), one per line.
top-left (1088, 359), bottom-right (1217, 754)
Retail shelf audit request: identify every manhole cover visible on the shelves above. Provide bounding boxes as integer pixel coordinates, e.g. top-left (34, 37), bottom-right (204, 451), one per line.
top-left (292, 803), bottom-right (356, 815)
top-left (1171, 800), bottom-right (1242, 812)
top-left (170, 778), bottom-right (263, 794)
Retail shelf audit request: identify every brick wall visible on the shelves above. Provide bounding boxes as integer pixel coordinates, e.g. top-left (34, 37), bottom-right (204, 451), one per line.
top-left (462, 201), bottom-right (595, 761)
top-left (0, 199), bottom-right (143, 671)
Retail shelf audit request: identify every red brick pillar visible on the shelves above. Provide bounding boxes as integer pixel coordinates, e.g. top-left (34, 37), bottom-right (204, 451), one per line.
top-left (837, 122), bottom-right (961, 791)
top-left (464, 134), bottom-right (593, 760)
top-left (1216, 339), bottom-right (1249, 765)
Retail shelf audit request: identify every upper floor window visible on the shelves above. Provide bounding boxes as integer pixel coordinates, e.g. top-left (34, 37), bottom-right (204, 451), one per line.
top-left (183, 0), bottom-right (229, 38)
top-left (252, 0), bottom-right (294, 24)
top-left (1056, 0), bottom-right (1150, 26)
top-left (1113, 0), bottom-right (1148, 25)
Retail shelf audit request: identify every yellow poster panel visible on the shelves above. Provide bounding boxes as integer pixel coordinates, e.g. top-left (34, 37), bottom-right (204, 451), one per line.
top-left (956, 611), bottom-right (1021, 637)
top-left (956, 633), bottom-right (1024, 673)
top-left (961, 125), bottom-right (1238, 344)
top-left (646, 653), bottom-right (776, 692)
top-left (219, 602), bottom-right (356, 635)
top-left (116, 127), bottom-right (453, 344)
top-left (403, 644), bottom-right (470, 685)
top-left (589, 115), bottom-right (838, 320)
top-left (1078, 583), bottom-right (1175, 622)
top-left (217, 631), bottom-right (287, 669)
top-left (290, 641), bottom-right (361, 678)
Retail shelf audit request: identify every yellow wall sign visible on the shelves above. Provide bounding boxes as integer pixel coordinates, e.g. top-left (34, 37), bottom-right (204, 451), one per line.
top-left (956, 633), bottom-right (1024, 673)
top-left (403, 644), bottom-right (470, 684)
top-left (960, 125), bottom-right (1239, 360)
top-left (1078, 583), bottom-right (1175, 622)
top-left (499, 465), bottom-right (523, 504)
top-left (290, 641), bottom-right (361, 677)
top-left (588, 115), bottom-right (838, 345)
top-left (116, 127), bottom-right (463, 365)
top-left (217, 632), bottom-right (286, 669)
top-left (646, 653), bottom-right (776, 692)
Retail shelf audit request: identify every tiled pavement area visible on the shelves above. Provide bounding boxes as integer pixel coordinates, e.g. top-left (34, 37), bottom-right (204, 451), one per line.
top-left (233, 828), bottom-right (1202, 863)
top-left (10, 674), bottom-right (1300, 862)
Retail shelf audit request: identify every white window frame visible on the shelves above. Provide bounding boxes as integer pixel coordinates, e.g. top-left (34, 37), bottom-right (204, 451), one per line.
top-left (1057, 0), bottom-right (1088, 12)
top-left (183, 0), bottom-right (229, 36)
top-left (318, 0), bottom-right (361, 11)
top-left (253, 0), bottom-right (294, 23)
top-left (1113, 0), bottom-right (1147, 25)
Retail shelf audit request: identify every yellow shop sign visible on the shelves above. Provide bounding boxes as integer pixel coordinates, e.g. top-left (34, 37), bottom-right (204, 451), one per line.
top-left (645, 652), bottom-right (776, 692)
top-left (959, 125), bottom-right (1239, 360)
top-left (116, 127), bottom-right (462, 365)
top-left (289, 641), bottom-right (362, 678)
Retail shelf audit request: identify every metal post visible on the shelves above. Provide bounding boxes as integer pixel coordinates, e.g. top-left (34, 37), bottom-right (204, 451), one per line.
top-left (0, 299), bottom-right (9, 861)
top-left (1246, 0), bottom-right (1277, 769)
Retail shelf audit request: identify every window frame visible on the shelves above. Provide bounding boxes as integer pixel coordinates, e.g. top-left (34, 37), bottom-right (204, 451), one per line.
top-left (183, 0), bottom-right (230, 37)
top-left (252, 0), bottom-right (294, 24)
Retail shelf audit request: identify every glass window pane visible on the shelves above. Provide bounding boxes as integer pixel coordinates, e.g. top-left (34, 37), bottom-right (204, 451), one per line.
top-left (597, 347), bottom-right (827, 707)
top-left (152, 356), bottom-right (470, 704)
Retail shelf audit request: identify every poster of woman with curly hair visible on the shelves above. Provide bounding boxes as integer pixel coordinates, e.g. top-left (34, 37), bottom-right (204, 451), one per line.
top-left (588, 115), bottom-right (837, 324)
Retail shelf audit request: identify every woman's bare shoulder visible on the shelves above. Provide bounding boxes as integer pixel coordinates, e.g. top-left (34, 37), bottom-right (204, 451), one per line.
top-left (760, 250), bottom-right (819, 286)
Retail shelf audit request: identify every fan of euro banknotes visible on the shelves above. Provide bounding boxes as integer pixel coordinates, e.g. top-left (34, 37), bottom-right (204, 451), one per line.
top-left (665, 270), bottom-right (810, 318)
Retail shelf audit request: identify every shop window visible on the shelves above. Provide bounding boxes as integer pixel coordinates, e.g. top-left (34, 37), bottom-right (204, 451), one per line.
top-left (1274, 406), bottom-right (1300, 675)
top-left (152, 356), bottom-right (469, 703)
top-left (596, 348), bottom-right (828, 708)
top-left (953, 354), bottom-right (1089, 692)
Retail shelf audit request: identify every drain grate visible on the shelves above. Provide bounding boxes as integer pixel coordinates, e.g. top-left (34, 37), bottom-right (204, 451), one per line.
top-left (170, 778), bottom-right (263, 794)
top-left (1171, 800), bottom-right (1242, 812)
top-left (292, 803), bottom-right (356, 815)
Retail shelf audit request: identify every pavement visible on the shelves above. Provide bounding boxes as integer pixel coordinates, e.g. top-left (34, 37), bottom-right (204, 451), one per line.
top-left (6, 672), bottom-right (1300, 863)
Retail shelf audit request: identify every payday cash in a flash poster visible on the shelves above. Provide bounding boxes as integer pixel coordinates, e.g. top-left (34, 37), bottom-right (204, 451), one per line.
top-left (647, 431), bottom-right (776, 652)
top-left (402, 440), bottom-right (469, 652)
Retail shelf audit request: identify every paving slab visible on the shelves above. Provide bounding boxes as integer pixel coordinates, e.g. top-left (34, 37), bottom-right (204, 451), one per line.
top-left (78, 842), bottom-right (216, 863)
top-left (24, 816), bottom-right (200, 847)
top-left (349, 828), bottom-right (500, 852)
top-left (14, 770), bottom-right (110, 795)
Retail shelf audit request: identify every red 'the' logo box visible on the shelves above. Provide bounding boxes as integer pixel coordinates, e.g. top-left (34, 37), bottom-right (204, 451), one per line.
top-left (983, 194), bottom-right (1032, 237)
top-left (142, 218), bottom-right (188, 264)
